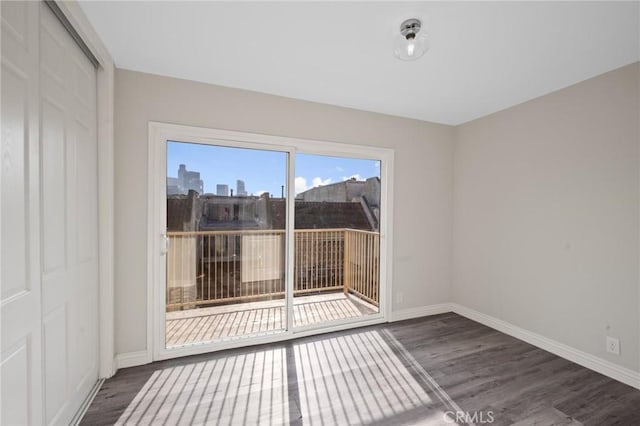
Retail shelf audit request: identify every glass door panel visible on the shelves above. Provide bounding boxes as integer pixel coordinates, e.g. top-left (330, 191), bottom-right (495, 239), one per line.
top-left (293, 154), bottom-right (381, 328)
top-left (165, 141), bottom-right (287, 347)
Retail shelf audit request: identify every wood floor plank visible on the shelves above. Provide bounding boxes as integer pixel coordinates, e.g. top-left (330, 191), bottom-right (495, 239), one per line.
top-left (83, 313), bottom-right (640, 425)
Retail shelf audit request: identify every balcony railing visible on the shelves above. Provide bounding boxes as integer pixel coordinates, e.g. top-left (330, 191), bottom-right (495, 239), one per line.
top-left (166, 228), bottom-right (379, 310)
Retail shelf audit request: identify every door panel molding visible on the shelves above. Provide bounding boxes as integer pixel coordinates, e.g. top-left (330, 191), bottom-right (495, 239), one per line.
top-left (53, 0), bottom-right (116, 379)
top-left (39, 3), bottom-right (99, 424)
top-left (1, 1), bottom-right (113, 423)
top-left (1, 2), bottom-right (43, 424)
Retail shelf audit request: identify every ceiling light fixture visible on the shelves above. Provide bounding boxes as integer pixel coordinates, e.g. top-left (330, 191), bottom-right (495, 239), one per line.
top-left (394, 18), bottom-right (429, 61)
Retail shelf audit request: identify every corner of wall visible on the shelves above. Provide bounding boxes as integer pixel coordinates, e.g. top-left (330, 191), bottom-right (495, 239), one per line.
top-left (451, 303), bottom-right (640, 390)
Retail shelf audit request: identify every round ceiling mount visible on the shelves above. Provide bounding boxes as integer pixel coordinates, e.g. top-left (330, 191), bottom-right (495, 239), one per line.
top-left (400, 18), bottom-right (422, 39)
top-left (394, 18), bottom-right (429, 61)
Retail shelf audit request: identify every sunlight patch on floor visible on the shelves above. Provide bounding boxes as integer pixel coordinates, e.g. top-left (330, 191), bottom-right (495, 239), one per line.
top-left (116, 349), bottom-right (288, 425)
top-left (294, 330), bottom-right (434, 425)
top-left (115, 328), bottom-right (466, 425)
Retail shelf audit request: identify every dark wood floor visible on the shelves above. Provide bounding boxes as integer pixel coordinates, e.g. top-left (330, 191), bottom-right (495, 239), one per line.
top-left (83, 313), bottom-right (640, 425)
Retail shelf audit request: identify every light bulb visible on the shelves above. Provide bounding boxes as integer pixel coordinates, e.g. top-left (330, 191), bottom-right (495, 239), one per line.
top-left (394, 18), bottom-right (429, 61)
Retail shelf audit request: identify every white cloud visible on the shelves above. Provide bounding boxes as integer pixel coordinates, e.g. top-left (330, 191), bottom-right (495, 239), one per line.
top-left (295, 176), bottom-right (332, 194)
top-left (253, 190), bottom-right (269, 196)
top-left (295, 177), bottom-right (308, 194)
top-left (342, 174), bottom-right (363, 181)
top-left (312, 177), bottom-right (332, 187)
top-left (335, 166), bottom-right (344, 172)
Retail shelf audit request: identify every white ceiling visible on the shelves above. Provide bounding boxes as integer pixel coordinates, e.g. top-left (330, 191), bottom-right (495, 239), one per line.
top-left (79, 1), bottom-right (640, 125)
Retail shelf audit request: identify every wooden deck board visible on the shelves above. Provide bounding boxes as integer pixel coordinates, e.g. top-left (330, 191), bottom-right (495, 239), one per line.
top-left (166, 292), bottom-right (377, 347)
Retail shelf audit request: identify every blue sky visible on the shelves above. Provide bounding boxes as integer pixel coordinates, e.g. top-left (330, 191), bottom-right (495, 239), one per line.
top-left (167, 141), bottom-right (380, 196)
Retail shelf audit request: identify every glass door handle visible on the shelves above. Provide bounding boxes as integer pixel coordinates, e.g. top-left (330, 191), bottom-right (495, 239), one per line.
top-left (161, 234), bottom-right (169, 255)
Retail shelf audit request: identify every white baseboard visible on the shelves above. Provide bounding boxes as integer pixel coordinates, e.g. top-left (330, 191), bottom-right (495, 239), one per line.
top-left (115, 350), bottom-right (151, 370)
top-left (391, 303), bottom-right (453, 322)
top-left (451, 303), bottom-right (640, 390)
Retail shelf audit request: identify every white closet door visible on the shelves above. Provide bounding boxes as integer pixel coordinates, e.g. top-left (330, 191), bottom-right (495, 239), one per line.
top-left (39, 2), bottom-right (99, 424)
top-left (1, 2), bottom-right (99, 424)
top-left (1, 2), bottom-right (43, 425)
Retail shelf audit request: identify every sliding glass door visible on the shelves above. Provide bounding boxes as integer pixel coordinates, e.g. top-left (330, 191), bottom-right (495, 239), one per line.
top-left (165, 141), bottom-right (288, 347)
top-left (150, 123), bottom-right (392, 358)
top-left (293, 154), bottom-right (381, 329)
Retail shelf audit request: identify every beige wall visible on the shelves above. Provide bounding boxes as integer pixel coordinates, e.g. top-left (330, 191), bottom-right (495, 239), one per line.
top-left (114, 63), bottom-right (640, 375)
top-left (453, 63), bottom-right (640, 371)
top-left (114, 69), bottom-right (455, 355)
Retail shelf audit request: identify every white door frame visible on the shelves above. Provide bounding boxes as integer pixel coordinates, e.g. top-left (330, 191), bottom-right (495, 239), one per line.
top-left (53, 1), bottom-right (115, 378)
top-left (148, 122), bottom-right (394, 361)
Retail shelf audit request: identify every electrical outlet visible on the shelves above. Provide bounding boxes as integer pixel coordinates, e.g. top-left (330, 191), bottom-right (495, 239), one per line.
top-left (606, 336), bottom-right (620, 355)
top-left (396, 292), bottom-right (404, 304)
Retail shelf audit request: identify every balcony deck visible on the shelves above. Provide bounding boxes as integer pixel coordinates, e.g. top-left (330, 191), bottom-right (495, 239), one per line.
top-left (166, 292), bottom-right (377, 347)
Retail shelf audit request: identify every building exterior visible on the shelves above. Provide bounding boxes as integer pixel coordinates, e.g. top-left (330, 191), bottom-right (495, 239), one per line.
top-left (178, 164), bottom-right (204, 194)
top-left (296, 176), bottom-right (380, 229)
top-left (216, 184), bottom-right (229, 196)
top-left (167, 192), bottom-right (375, 232)
top-left (297, 177), bottom-right (379, 205)
top-left (166, 164), bottom-right (204, 195)
top-left (167, 177), bottom-right (181, 195)
top-left (236, 179), bottom-right (247, 196)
